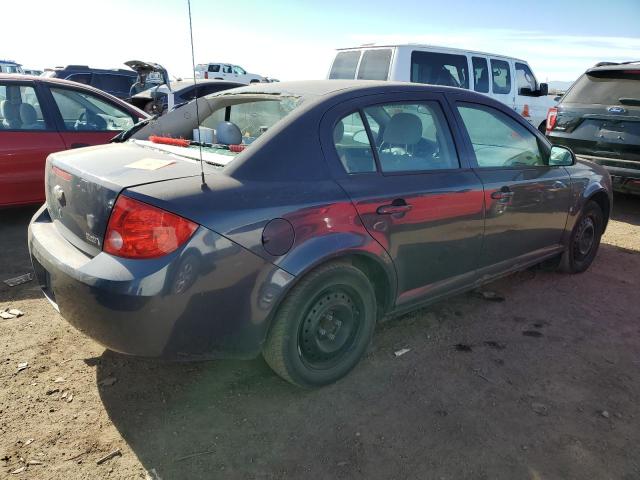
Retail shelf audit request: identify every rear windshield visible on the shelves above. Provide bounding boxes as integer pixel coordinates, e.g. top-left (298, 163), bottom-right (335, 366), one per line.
top-left (356, 49), bottom-right (392, 80)
top-left (563, 70), bottom-right (640, 105)
top-left (411, 51), bottom-right (469, 89)
top-left (329, 51), bottom-right (361, 79)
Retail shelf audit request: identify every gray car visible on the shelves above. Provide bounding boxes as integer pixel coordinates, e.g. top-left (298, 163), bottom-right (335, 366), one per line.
top-left (28, 80), bottom-right (612, 387)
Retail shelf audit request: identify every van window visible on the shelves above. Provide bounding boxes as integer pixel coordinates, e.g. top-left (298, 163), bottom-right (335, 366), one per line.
top-left (491, 59), bottom-right (511, 94)
top-left (410, 51), bottom-right (469, 89)
top-left (515, 62), bottom-right (537, 93)
top-left (357, 49), bottom-right (392, 81)
top-left (329, 51), bottom-right (361, 80)
top-left (472, 57), bottom-right (489, 93)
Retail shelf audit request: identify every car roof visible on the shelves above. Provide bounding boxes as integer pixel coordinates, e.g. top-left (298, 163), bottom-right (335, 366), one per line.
top-left (221, 79), bottom-right (474, 99)
top-left (587, 61), bottom-right (640, 74)
top-left (50, 66), bottom-right (137, 75)
top-left (0, 73), bottom-right (148, 117)
top-left (336, 43), bottom-right (526, 63)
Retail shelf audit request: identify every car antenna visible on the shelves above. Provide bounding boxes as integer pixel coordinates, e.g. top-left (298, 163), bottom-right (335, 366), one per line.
top-left (187, 0), bottom-right (206, 188)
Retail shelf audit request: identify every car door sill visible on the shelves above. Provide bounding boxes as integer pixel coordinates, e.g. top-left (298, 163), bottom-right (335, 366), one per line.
top-left (386, 245), bottom-right (564, 319)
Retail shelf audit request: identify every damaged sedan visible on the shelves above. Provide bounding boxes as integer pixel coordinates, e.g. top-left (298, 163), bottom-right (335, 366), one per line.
top-left (29, 80), bottom-right (612, 387)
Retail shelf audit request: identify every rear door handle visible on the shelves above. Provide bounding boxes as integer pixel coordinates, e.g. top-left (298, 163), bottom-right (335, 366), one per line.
top-left (70, 143), bottom-right (89, 149)
top-left (491, 188), bottom-right (515, 203)
top-left (376, 199), bottom-right (412, 215)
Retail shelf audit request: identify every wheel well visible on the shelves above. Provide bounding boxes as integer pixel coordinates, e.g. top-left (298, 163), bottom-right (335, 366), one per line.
top-left (349, 254), bottom-right (393, 317)
top-left (588, 191), bottom-right (610, 229)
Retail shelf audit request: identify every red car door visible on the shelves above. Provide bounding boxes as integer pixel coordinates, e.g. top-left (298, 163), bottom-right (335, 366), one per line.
top-left (0, 80), bottom-right (66, 207)
top-left (47, 85), bottom-right (139, 150)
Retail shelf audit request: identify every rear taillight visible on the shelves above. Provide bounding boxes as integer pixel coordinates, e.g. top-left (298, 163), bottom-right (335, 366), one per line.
top-left (52, 165), bottom-right (72, 181)
top-left (546, 107), bottom-right (558, 134)
top-left (104, 195), bottom-right (197, 259)
top-left (204, 72), bottom-right (209, 79)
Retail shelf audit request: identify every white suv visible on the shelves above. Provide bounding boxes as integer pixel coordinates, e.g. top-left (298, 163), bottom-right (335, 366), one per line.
top-left (195, 63), bottom-right (266, 84)
top-left (328, 44), bottom-right (557, 132)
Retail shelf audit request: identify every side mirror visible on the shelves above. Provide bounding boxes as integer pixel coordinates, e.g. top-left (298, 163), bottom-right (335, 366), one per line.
top-left (549, 145), bottom-right (575, 166)
top-left (538, 83), bottom-right (549, 96)
top-left (519, 87), bottom-right (534, 96)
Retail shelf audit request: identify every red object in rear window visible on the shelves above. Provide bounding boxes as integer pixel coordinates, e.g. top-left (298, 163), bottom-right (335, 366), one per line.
top-left (546, 107), bottom-right (558, 133)
top-left (104, 195), bottom-right (198, 259)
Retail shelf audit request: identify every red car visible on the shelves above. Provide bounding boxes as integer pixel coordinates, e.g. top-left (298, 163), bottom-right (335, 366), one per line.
top-left (0, 74), bottom-right (147, 207)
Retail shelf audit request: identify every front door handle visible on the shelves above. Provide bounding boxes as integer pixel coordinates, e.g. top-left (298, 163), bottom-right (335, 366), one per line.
top-left (376, 199), bottom-right (412, 215)
top-left (70, 143), bottom-right (90, 149)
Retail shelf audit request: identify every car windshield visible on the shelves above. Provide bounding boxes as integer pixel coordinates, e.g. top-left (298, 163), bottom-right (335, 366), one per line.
top-left (563, 70), bottom-right (640, 105)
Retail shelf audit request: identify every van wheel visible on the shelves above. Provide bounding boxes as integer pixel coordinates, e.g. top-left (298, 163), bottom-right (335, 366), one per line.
top-left (263, 262), bottom-right (376, 388)
top-left (559, 200), bottom-right (603, 273)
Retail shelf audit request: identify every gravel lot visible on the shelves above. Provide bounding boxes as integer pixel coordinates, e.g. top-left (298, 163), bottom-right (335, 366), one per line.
top-left (1, 195), bottom-right (639, 480)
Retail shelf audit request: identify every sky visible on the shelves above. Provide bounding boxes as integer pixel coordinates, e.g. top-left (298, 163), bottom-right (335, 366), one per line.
top-left (5, 0), bottom-right (640, 83)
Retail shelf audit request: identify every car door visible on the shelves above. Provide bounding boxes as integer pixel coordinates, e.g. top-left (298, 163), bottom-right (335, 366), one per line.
top-left (322, 93), bottom-right (485, 307)
top-left (0, 79), bottom-right (66, 206)
top-left (44, 85), bottom-right (138, 149)
top-left (452, 98), bottom-right (572, 272)
top-left (489, 58), bottom-right (515, 110)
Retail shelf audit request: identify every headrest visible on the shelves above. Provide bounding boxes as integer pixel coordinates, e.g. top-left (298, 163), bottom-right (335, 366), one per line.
top-left (215, 121), bottom-right (242, 145)
top-left (20, 103), bottom-right (37, 125)
top-left (1, 100), bottom-right (21, 125)
top-left (333, 120), bottom-right (344, 143)
top-left (6, 86), bottom-right (21, 103)
top-left (382, 113), bottom-right (422, 145)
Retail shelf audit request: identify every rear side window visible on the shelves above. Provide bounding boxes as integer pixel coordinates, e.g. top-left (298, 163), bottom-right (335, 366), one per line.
top-left (491, 59), bottom-right (511, 94)
top-left (333, 112), bottom-right (377, 173)
top-left (208, 64), bottom-right (220, 72)
top-left (357, 49), bottom-right (392, 80)
top-left (411, 51), bottom-right (469, 89)
top-left (329, 51), bottom-right (361, 80)
top-left (364, 102), bottom-right (459, 172)
top-left (0, 84), bottom-right (46, 130)
top-left (472, 57), bottom-right (489, 93)
top-left (562, 70), bottom-right (640, 105)
top-left (515, 62), bottom-right (536, 93)
top-left (457, 104), bottom-right (546, 167)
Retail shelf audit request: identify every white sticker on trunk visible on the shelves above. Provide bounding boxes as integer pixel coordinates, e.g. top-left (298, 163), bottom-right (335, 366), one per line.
top-left (125, 158), bottom-right (175, 170)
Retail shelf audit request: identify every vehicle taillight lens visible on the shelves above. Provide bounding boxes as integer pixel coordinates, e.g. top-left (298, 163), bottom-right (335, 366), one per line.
top-left (546, 107), bottom-right (558, 133)
top-left (204, 72), bottom-right (209, 79)
top-left (104, 195), bottom-right (198, 259)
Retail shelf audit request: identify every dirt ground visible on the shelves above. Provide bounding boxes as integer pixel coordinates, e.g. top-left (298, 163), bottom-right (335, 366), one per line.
top-left (1, 195), bottom-right (639, 480)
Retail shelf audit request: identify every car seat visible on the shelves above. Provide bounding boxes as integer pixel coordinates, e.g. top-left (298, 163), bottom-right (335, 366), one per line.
top-left (379, 112), bottom-right (425, 171)
top-left (1, 86), bottom-right (23, 129)
top-left (19, 104), bottom-right (40, 129)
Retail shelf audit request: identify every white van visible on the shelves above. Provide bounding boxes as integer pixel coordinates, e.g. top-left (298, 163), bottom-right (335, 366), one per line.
top-left (328, 44), bottom-right (556, 131)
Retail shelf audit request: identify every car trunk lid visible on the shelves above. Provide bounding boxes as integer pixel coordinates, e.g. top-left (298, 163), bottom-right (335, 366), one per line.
top-left (45, 141), bottom-right (209, 256)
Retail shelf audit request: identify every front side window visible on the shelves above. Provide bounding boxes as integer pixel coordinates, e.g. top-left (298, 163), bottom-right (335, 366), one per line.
top-left (515, 62), bottom-right (537, 93)
top-left (411, 51), bottom-right (469, 89)
top-left (491, 59), bottom-right (511, 94)
top-left (50, 87), bottom-right (135, 131)
top-left (233, 66), bottom-right (247, 75)
top-left (333, 111), bottom-right (376, 173)
top-left (364, 102), bottom-right (459, 172)
top-left (356, 49), bottom-right (392, 81)
top-left (472, 57), bottom-right (489, 93)
top-left (457, 104), bottom-right (546, 167)
top-left (0, 84), bottom-right (45, 130)
top-left (329, 51), bottom-right (361, 80)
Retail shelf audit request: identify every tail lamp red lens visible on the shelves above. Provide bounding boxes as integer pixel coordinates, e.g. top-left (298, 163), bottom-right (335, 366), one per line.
top-left (546, 107), bottom-right (558, 133)
top-left (104, 195), bottom-right (198, 259)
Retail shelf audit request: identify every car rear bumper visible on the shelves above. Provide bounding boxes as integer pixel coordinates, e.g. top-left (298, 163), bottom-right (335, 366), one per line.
top-left (28, 205), bottom-right (294, 359)
top-left (577, 154), bottom-right (640, 194)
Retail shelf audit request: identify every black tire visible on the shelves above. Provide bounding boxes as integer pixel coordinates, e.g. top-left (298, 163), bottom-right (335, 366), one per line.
top-left (262, 261), bottom-right (376, 388)
top-left (559, 200), bottom-right (604, 273)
